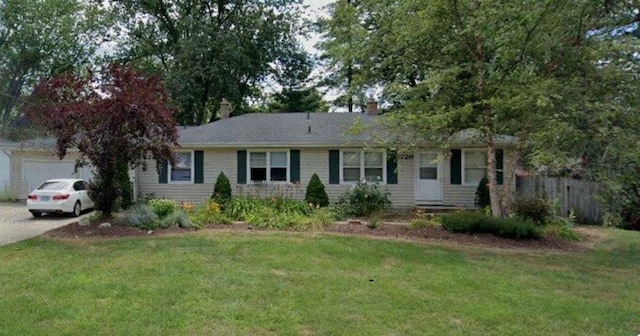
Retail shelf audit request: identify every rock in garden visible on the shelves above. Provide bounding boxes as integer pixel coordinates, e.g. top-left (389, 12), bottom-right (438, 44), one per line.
top-left (98, 222), bottom-right (112, 233)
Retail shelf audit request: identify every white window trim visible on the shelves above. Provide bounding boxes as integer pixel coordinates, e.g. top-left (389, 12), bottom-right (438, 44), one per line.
top-left (339, 149), bottom-right (387, 185)
top-left (461, 149), bottom-right (487, 186)
top-left (247, 150), bottom-right (290, 184)
top-left (169, 150), bottom-right (195, 184)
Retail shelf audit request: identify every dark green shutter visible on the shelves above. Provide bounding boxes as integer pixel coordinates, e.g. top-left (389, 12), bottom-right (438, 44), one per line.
top-left (290, 150), bottom-right (300, 183)
top-left (237, 150), bottom-right (247, 184)
top-left (194, 151), bottom-right (204, 184)
top-left (496, 149), bottom-right (504, 185)
top-left (386, 150), bottom-right (398, 184)
top-left (329, 150), bottom-right (340, 184)
top-left (158, 160), bottom-right (168, 184)
top-left (450, 149), bottom-right (462, 185)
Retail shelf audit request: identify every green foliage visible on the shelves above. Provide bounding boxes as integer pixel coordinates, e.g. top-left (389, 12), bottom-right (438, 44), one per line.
top-left (511, 198), bottom-right (551, 225)
top-left (475, 177), bottom-right (490, 208)
top-left (544, 218), bottom-right (581, 241)
top-left (188, 200), bottom-right (230, 226)
top-left (118, 204), bottom-right (160, 230)
top-left (0, 0), bottom-right (113, 129)
top-left (115, 158), bottom-right (132, 210)
top-left (160, 210), bottom-right (194, 229)
top-left (304, 173), bottom-right (329, 207)
top-left (222, 196), bottom-right (334, 230)
top-left (319, 0), bottom-right (640, 218)
top-left (336, 181), bottom-right (391, 217)
top-left (147, 199), bottom-right (178, 219)
top-left (212, 172), bottom-right (232, 204)
top-left (0, 188), bottom-right (17, 202)
top-left (114, 0), bottom-right (305, 125)
top-left (441, 212), bottom-right (542, 240)
top-left (408, 218), bottom-right (440, 230)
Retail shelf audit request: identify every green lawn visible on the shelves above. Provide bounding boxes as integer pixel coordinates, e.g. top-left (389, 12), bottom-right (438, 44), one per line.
top-left (0, 229), bottom-right (639, 336)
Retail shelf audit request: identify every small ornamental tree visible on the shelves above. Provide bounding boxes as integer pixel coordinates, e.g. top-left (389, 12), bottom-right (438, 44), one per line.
top-left (212, 172), bottom-right (232, 202)
top-left (24, 64), bottom-right (179, 216)
top-left (305, 173), bottom-right (329, 207)
top-left (475, 177), bottom-right (490, 209)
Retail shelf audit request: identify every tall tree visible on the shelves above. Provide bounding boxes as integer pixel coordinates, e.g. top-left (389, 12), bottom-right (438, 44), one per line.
top-left (317, 0), bottom-right (366, 112)
top-left (320, 0), bottom-right (640, 217)
top-left (112, 0), bottom-right (305, 125)
top-left (0, 0), bottom-right (112, 135)
top-left (24, 65), bottom-right (179, 216)
top-left (267, 48), bottom-right (329, 113)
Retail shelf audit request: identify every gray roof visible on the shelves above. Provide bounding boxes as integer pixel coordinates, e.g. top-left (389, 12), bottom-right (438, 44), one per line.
top-left (178, 113), bottom-right (379, 147)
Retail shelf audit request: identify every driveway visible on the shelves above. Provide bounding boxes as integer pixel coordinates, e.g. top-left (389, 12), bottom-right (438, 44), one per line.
top-left (0, 202), bottom-right (88, 246)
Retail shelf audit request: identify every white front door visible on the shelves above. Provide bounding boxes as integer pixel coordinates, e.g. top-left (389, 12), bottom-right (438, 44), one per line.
top-left (415, 152), bottom-right (443, 203)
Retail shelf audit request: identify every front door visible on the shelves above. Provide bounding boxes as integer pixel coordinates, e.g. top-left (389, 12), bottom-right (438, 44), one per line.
top-left (416, 152), bottom-right (442, 203)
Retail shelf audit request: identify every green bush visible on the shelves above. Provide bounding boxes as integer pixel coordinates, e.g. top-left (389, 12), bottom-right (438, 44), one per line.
top-left (212, 172), bottom-right (232, 203)
top-left (511, 198), bottom-right (551, 225)
top-left (115, 159), bottom-right (132, 210)
top-left (160, 209), bottom-right (195, 229)
top-left (189, 200), bottom-right (231, 226)
top-left (408, 218), bottom-right (440, 229)
top-left (440, 212), bottom-right (542, 239)
top-left (147, 199), bottom-right (178, 219)
top-left (475, 176), bottom-right (490, 208)
top-left (118, 204), bottom-right (160, 230)
top-left (305, 173), bottom-right (329, 207)
top-left (337, 181), bottom-right (391, 217)
top-left (222, 196), bottom-right (333, 230)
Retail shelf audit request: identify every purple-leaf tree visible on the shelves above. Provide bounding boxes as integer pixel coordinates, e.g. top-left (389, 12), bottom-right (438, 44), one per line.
top-left (25, 64), bottom-right (179, 216)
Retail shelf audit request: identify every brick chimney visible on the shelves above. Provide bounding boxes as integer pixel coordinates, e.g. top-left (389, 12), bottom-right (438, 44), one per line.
top-left (220, 98), bottom-right (232, 119)
top-left (366, 97), bottom-right (378, 115)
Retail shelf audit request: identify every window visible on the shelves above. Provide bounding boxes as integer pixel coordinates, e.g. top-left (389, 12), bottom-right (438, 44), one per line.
top-left (463, 150), bottom-right (486, 185)
top-left (170, 151), bottom-right (193, 183)
top-left (341, 150), bottom-right (385, 183)
top-left (249, 151), bottom-right (289, 183)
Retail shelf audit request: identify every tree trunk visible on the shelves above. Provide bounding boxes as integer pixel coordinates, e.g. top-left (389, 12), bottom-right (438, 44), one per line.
top-left (485, 134), bottom-right (502, 218)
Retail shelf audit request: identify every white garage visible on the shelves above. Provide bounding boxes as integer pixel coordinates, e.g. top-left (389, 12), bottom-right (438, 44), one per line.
top-left (22, 160), bottom-right (94, 195)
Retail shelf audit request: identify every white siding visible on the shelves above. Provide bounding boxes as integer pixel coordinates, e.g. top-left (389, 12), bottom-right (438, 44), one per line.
top-left (136, 147), bottom-right (514, 209)
top-left (137, 149), bottom-right (236, 203)
top-left (0, 151), bottom-right (9, 192)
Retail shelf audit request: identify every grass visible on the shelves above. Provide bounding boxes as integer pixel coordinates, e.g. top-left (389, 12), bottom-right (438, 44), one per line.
top-left (0, 228), bottom-right (639, 335)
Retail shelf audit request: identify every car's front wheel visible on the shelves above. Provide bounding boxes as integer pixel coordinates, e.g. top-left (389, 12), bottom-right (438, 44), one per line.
top-left (72, 201), bottom-right (81, 217)
top-left (30, 211), bottom-right (42, 218)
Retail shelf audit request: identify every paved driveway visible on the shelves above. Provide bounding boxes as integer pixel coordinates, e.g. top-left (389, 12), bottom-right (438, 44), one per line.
top-left (0, 203), bottom-right (88, 246)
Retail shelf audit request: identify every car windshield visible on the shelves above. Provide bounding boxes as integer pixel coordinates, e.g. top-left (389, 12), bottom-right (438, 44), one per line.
top-left (37, 181), bottom-right (70, 191)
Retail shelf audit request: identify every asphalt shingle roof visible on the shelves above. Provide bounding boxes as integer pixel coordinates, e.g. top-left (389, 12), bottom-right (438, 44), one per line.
top-left (178, 112), bottom-right (379, 147)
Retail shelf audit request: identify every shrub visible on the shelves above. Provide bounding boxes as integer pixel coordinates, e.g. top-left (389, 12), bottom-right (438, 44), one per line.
top-left (337, 181), bottom-right (391, 217)
top-left (408, 218), bottom-right (440, 229)
top-left (440, 212), bottom-right (542, 239)
top-left (160, 209), bottom-right (196, 229)
top-left (212, 172), bottom-right (232, 203)
top-left (189, 200), bottom-right (231, 226)
top-left (147, 199), bottom-right (178, 219)
top-left (115, 159), bottom-right (132, 210)
top-left (475, 176), bottom-right (490, 208)
top-left (118, 204), bottom-right (160, 230)
top-left (305, 173), bottom-right (329, 207)
top-left (511, 198), bottom-right (551, 225)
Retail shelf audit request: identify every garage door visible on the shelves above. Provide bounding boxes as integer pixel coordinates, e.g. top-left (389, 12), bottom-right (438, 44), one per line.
top-left (23, 160), bottom-right (94, 195)
top-left (0, 151), bottom-right (9, 192)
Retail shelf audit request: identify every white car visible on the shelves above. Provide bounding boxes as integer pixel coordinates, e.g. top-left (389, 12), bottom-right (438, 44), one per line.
top-left (26, 179), bottom-right (94, 217)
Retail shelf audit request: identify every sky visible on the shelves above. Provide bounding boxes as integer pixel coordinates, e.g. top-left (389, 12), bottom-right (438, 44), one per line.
top-left (301, 0), bottom-right (334, 53)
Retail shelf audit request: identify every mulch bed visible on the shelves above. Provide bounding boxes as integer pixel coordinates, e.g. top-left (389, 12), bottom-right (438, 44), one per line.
top-left (44, 218), bottom-right (591, 252)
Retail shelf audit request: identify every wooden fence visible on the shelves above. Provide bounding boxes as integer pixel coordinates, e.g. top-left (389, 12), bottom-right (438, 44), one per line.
top-left (516, 176), bottom-right (603, 224)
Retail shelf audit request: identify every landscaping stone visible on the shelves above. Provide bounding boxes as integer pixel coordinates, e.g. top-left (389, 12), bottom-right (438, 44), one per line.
top-left (348, 219), bottom-right (361, 225)
top-left (98, 222), bottom-right (112, 233)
